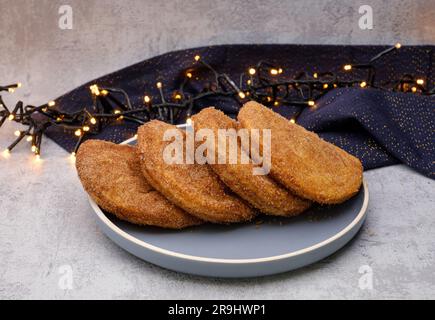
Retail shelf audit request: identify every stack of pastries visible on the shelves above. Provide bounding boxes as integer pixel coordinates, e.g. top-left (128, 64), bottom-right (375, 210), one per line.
top-left (76, 101), bottom-right (363, 229)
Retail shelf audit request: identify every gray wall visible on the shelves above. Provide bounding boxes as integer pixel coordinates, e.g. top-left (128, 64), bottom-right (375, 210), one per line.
top-left (1, 0), bottom-right (434, 106)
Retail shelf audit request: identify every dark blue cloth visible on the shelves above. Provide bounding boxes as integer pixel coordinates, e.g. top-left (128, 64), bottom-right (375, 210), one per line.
top-left (47, 44), bottom-right (434, 178)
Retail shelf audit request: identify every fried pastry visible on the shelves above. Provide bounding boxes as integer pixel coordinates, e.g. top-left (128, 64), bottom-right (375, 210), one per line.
top-left (238, 101), bottom-right (363, 204)
top-left (191, 107), bottom-right (311, 216)
top-left (76, 140), bottom-right (202, 229)
top-left (137, 120), bottom-right (255, 223)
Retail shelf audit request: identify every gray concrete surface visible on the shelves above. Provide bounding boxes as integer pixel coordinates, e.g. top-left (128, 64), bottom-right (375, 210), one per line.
top-left (0, 0), bottom-right (434, 299)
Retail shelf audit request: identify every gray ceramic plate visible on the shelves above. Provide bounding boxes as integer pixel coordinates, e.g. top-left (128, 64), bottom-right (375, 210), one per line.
top-left (89, 132), bottom-right (369, 278)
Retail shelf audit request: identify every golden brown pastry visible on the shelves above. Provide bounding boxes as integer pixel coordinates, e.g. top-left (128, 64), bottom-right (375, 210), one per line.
top-left (76, 140), bottom-right (202, 229)
top-left (238, 101), bottom-right (363, 204)
top-left (191, 107), bottom-right (311, 216)
top-left (137, 120), bottom-right (255, 223)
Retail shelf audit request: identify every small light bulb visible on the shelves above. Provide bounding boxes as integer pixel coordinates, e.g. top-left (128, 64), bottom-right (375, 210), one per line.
top-left (56, 117), bottom-right (62, 122)
top-left (186, 118), bottom-right (192, 125)
top-left (323, 83), bottom-right (328, 89)
top-left (186, 72), bottom-right (193, 79)
top-left (156, 82), bottom-right (162, 89)
top-left (8, 88), bottom-right (15, 93)
top-left (360, 81), bottom-right (367, 88)
top-left (83, 126), bottom-right (90, 132)
top-left (14, 130), bottom-right (21, 137)
top-left (290, 118), bottom-right (296, 124)
top-left (278, 68), bottom-right (283, 74)
top-left (247, 79), bottom-right (252, 85)
top-left (266, 96), bottom-right (272, 102)
top-left (274, 101), bottom-right (279, 106)
top-left (2, 149), bottom-right (10, 158)
top-left (90, 117), bottom-right (97, 125)
top-left (144, 95), bottom-right (151, 103)
top-left (313, 73), bottom-right (318, 79)
top-left (8, 114), bottom-right (15, 121)
top-left (344, 64), bottom-right (352, 71)
top-left (26, 136), bottom-right (33, 142)
top-left (174, 93), bottom-right (182, 100)
top-left (101, 89), bottom-right (109, 96)
top-left (194, 55), bottom-right (200, 61)
top-left (70, 152), bottom-right (76, 160)
top-left (238, 91), bottom-right (246, 99)
top-left (114, 110), bottom-right (121, 114)
top-left (411, 86), bottom-right (417, 93)
top-left (248, 68), bottom-right (256, 75)
top-left (308, 100), bottom-right (315, 106)
top-left (416, 79), bottom-right (424, 85)
top-left (75, 129), bottom-right (82, 137)
top-left (333, 84), bottom-right (338, 88)
top-left (48, 101), bottom-right (55, 107)
top-left (89, 84), bottom-right (100, 96)
top-left (31, 145), bottom-right (37, 152)
top-left (35, 154), bottom-right (41, 162)
top-left (134, 134), bottom-right (138, 139)
top-left (395, 43), bottom-right (401, 49)
top-left (270, 69), bottom-right (278, 75)
top-left (17, 82), bottom-right (22, 88)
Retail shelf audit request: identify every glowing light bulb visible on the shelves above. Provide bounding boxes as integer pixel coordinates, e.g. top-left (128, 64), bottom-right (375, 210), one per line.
top-left (186, 72), bottom-right (193, 78)
top-left (238, 91), bottom-right (246, 99)
top-left (194, 55), bottom-right (200, 61)
top-left (89, 84), bottom-right (100, 96)
top-left (411, 87), bottom-right (417, 93)
top-left (247, 79), bottom-right (252, 85)
top-left (26, 136), bottom-right (33, 142)
top-left (186, 118), bottom-right (192, 125)
top-left (101, 89), bottom-right (109, 96)
top-left (48, 101), bottom-right (56, 107)
top-left (8, 114), bottom-right (15, 121)
top-left (17, 82), bottom-right (22, 88)
top-left (266, 96), bottom-right (272, 102)
top-left (248, 68), bottom-right (256, 75)
top-left (31, 145), bottom-right (37, 152)
top-left (395, 43), bottom-right (402, 49)
top-left (144, 95), bottom-right (151, 103)
top-left (75, 129), bottom-right (82, 137)
top-left (270, 69), bottom-right (278, 75)
top-left (2, 149), bottom-right (10, 158)
top-left (416, 79), bottom-right (424, 85)
top-left (8, 88), bottom-right (15, 93)
top-left (90, 117), bottom-right (97, 125)
top-left (323, 83), bottom-right (329, 89)
top-left (70, 152), bottom-right (76, 161)
top-left (344, 64), bottom-right (352, 71)
top-left (278, 68), bottom-right (283, 74)
top-left (313, 73), bottom-right (318, 79)
top-left (156, 82), bottom-right (162, 89)
top-left (360, 81), bottom-right (367, 88)
top-left (274, 101), bottom-right (279, 106)
top-left (14, 130), bottom-right (21, 137)
top-left (289, 118), bottom-right (296, 124)
top-left (83, 126), bottom-right (90, 132)
top-left (35, 154), bottom-right (41, 162)
top-left (114, 110), bottom-right (121, 114)
top-left (174, 93), bottom-right (182, 100)
top-left (308, 100), bottom-right (315, 107)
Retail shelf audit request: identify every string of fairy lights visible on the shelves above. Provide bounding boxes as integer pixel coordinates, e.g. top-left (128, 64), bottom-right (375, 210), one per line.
top-left (0, 43), bottom-right (432, 161)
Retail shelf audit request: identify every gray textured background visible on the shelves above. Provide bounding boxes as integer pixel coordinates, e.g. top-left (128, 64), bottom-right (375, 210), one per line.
top-left (0, 0), bottom-right (434, 299)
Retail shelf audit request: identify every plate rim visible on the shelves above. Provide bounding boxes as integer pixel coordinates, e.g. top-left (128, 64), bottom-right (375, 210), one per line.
top-left (89, 135), bottom-right (369, 265)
